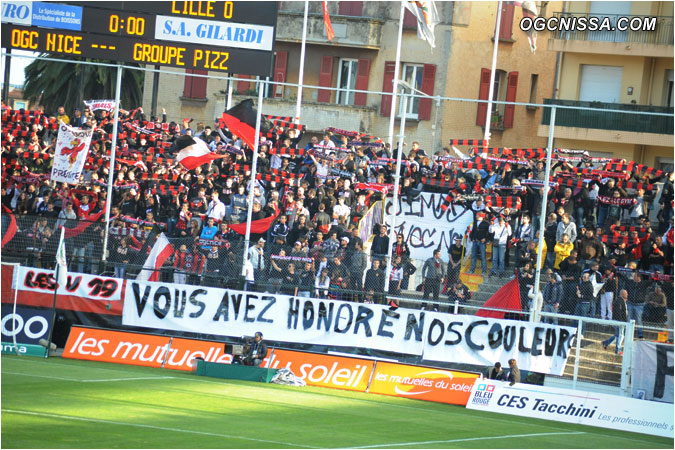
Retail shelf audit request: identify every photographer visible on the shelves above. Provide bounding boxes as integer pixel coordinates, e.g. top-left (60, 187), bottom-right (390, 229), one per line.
top-left (241, 332), bottom-right (267, 367)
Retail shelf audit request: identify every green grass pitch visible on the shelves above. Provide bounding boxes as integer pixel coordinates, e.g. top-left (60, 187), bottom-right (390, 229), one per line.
top-left (1, 355), bottom-right (672, 449)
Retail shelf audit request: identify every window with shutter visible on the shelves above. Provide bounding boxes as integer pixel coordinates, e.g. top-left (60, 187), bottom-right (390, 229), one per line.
top-left (403, 8), bottom-right (417, 28)
top-left (476, 68), bottom-right (491, 126)
top-left (182, 69), bottom-right (208, 99)
top-left (273, 51), bottom-right (288, 98)
top-left (354, 59), bottom-right (371, 106)
top-left (381, 61), bottom-right (396, 116)
top-left (237, 75), bottom-right (251, 94)
top-left (339, 1), bottom-right (363, 16)
top-left (503, 71), bottom-right (518, 128)
top-left (399, 63), bottom-right (423, 119)
top-left (498, 3), bottom-right (515, 40)
top-left (317, 55), bottom-right (334, 103)
top-left (418, 64), bottom-right (436, 120)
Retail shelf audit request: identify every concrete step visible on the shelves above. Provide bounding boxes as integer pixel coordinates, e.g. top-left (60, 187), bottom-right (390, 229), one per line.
top-left (563, 364), bottom-right (621, 384)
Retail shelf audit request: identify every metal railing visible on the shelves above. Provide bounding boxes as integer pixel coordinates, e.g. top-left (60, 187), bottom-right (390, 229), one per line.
top-left (551, 12), bottom-right (674, 45)
top-left (542, 98), bottom-right (674, 135)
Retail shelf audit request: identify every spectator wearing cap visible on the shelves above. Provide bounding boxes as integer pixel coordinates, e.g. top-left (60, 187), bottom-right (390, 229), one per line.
top-left (469, 212), bottom-right (489, 276)
top-left (248, 238), bottom-right (266, 290)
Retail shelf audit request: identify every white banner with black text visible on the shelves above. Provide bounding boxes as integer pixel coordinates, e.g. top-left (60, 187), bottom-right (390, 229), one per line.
top-left (632, 341), bottom-right (674, 404)
top-left (122, 280), bottom-right (575, 375)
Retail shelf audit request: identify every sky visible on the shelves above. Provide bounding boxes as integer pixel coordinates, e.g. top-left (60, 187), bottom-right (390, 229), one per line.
top-left (1, 50), bottom-right (39, 88)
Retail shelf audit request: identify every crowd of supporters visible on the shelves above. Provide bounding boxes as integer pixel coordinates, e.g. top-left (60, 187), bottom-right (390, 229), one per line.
top-left (1, 102), bottom-right (673, 338)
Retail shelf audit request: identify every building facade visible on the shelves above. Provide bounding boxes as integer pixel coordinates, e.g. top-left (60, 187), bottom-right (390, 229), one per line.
top-left (142, 1), bottom-right (672, 165)
top-left (538, 0), bottom-right (674, 169)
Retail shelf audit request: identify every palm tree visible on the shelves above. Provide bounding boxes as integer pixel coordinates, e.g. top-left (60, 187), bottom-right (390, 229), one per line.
top-left (22, 54), bottom-right (144, 116)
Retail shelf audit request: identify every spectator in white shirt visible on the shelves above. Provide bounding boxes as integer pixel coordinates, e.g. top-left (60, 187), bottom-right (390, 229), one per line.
top-left (207, 191), bottom-right (226, 222)
top-left (489, 215), bottom-right (512, 277)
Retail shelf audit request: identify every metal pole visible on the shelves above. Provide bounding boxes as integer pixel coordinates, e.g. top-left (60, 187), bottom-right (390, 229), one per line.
top-left (387, 2), bottom-right (405, 147)
top-left (572, 319), bottom-right (582, 391)
top-left (621, 320), bottom-right (635, 397)
top-left (227, 74), bottom-right (233, 110)
top-left (150, 64), bottom-right (160, 118)
top-left (484, 0), bottom-right (503, 143)
top-left (2, 48), bottom-right (11, 105)
top-left (295, 0), bottom-right (309, 123)
top-left (241, 78), bottom-right (266, 275)
top-left (45, 260), bottom-right (59, 357)
top-left (384, 92), bottom-right (408, 292)
top-left (102, 65), bottom-right (123, 261)
top-left (531, 106), bottom-right (556, 322)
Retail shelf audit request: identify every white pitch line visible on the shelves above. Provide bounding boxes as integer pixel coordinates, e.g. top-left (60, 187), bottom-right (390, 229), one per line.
top-left (2, 371), bottom-right (176, 383)
top-left (2, 409), bottom-right (318, 449)
top-left (81, 376), bottom-right (177, 382)
top-left (348, 431), bottom-right (587, 448)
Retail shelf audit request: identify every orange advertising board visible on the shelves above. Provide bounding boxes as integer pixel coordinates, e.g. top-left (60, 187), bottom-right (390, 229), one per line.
top-left (64, 327), bottom-right (241, 370)
top-left (264, 349), bottom-right (373, 392)
top-left (368, 362), bottom-right (479, 405)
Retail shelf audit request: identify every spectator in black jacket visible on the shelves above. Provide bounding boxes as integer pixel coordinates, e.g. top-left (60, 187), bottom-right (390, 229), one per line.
top-left (602, 289), bottom-right (628, 354)
top-left (370, 224), bottom-right (389, 259)
top-left (469, 212), bottom-right (489, 275)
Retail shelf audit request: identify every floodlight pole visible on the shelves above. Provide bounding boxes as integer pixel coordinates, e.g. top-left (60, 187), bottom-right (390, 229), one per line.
top-left (241, 78), bottom-right (266, 276)
top-left (484, 0), bottom-right (503, 144)
top-left (531, 105), bottom-right (556, 322)
top-left (295, 0), bottom-right (309, 123)
top-left (384, 90), bottom-right (408, 292)
top-left (102, 65), bottom-right (123, 262)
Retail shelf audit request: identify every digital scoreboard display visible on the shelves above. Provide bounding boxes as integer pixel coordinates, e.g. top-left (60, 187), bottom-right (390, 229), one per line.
top-left (1, 1), bottom-right (277, 76)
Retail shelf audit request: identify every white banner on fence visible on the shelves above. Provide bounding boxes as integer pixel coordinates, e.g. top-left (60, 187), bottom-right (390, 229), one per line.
top-left (50, 121), bottom-right (93, 184)
top-left (466, 379), bottom-right (674, 438)
top-left (632, 341), bottom-right (674, 404)
top-left (83, 99), bottom-right (116, 112)
top-left (16, 266), bottom-right (122, 301)
top-left (122, 280), bottom-right (574, 375)
top-left (385, 193), bottom-right (473, 261)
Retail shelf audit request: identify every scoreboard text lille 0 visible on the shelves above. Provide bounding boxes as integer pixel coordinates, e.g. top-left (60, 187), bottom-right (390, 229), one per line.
top-left (1, 1), bottom-right (277, 76)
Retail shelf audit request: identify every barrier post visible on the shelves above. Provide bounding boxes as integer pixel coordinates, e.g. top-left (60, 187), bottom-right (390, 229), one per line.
top-left (384, 92), bottom-right (408, 292)
top-left (621, 320), bottom-right (636, 397)
top-left (241, 78), bottom-right (267, 276)
top-left (572, 319), bottom-right (582, 390)
top-left (102, 65), bottom-right (123, 262)
top-left (531, 105), bottom-right (556, 322)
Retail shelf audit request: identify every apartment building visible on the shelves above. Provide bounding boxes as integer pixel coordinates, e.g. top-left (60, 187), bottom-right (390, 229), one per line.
top-left (538, 1), bottom-right (674, 169)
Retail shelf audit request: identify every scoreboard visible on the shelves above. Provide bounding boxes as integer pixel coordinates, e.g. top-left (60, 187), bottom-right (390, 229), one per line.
top-left (0, 1), bottom-right (278, 76)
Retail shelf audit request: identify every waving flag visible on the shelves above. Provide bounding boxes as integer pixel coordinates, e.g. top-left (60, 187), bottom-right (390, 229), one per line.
top-left (55, 226), bottom-right (68, 291)
top-left (322, 1), bottom-right (335, 41)
top-left (137, 233), bottom-right (174, 282)
top-left (513, 1), bottom-right (538, 52)
top-left (174, 135), bottom-right (226, 170)
top-left (404, 1), bottom-right (439, 48)
top-left (476, 277), bottom-right (522, 319)
top-left (218, 99), bottom-right (273, 150)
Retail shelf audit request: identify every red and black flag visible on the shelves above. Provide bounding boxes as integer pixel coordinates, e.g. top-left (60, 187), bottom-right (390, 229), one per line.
top-left (218, 99), bottom-right (273, 149)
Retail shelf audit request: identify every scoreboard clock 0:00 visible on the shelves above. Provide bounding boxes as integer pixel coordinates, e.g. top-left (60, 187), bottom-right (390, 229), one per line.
top-left (2, 24), bottom-right (273, 76)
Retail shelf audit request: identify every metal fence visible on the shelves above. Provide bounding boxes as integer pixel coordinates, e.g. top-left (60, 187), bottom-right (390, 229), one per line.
top-left (2, 54), bottom-right (673, 394)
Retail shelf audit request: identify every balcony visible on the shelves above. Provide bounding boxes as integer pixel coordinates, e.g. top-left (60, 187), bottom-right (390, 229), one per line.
top-left (275, 11), bottom-right (384, 49)
top-left (213, 93), bottom-right (378, 133)
top-left (538, 99), bottom-right (673, 146)
top-left (547, 12), bottom-right (674, 57)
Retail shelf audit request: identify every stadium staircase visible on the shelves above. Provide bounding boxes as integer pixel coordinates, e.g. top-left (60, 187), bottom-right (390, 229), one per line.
top-left (399, 245), bottom-right (664, 387)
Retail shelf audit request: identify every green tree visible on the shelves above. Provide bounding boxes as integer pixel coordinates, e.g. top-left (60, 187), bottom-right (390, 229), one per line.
top-left (22, 54), bottom-right (144, 116)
